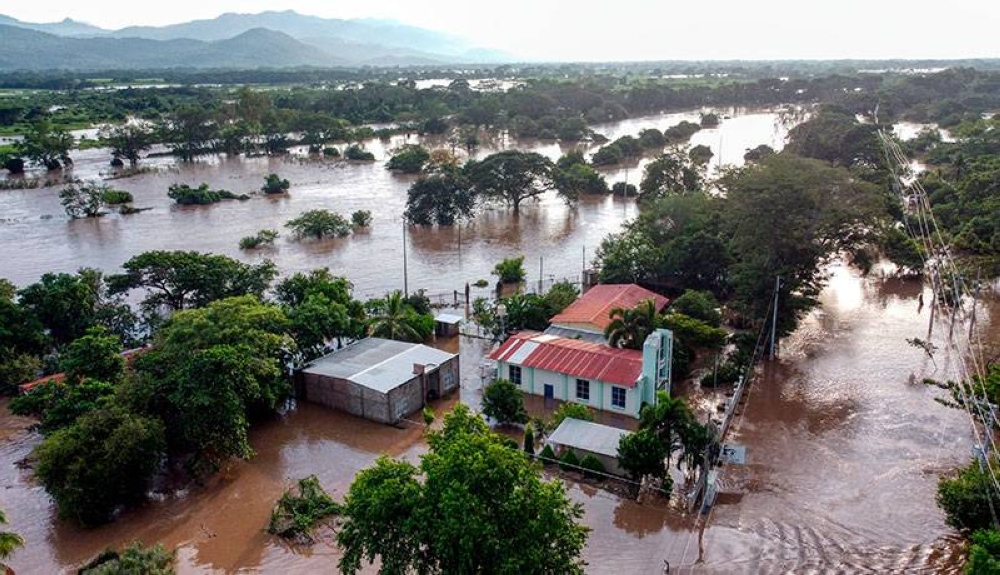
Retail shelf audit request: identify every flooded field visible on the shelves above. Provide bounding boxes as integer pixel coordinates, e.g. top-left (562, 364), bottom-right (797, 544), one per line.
top-left (0, 106), bottom-right (795, 295)
top-left (0, 106), bottom-right (983, 573)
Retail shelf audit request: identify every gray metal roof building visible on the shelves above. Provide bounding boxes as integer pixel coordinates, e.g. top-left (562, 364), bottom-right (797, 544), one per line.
top-left (546, 417), bottom-right (631, 475)
top-left (299, 338), bottom-right (459, 425)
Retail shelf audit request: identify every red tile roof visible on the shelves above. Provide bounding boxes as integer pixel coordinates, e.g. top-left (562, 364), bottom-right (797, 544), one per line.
top-left (18, 373), bottom-right (66, 394)
top-left (549, 284), bottom-right (669, 332)
top-left (488, 332), bottom-right (644, 387)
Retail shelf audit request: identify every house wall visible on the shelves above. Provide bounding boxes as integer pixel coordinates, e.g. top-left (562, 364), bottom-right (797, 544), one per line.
top-left (550, 444), bottom-right (626, 476)
top-left (499, 361), bottom-right (641, 418)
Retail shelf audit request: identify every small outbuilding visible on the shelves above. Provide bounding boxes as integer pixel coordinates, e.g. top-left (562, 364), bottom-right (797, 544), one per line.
top-left (434, 313), bottom-right (463, 337)
top-left (546, 417), bottom-right (631, 476)
top-left (299, 338), bottom-right (459, 425)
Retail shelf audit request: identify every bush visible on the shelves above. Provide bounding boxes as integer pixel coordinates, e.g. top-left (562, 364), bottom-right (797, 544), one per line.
top-left (322, 147), bottom-right (340, 158)
top-left (700, 113), bottom-right (721, 127)
top-left (351, 210), bottom-right (373, 230)
top-left (473, 279), bottom-right (489, 288)
top-left (386, 144), bottom-right (430, 173)
top-left (967, 529), bottom-right (1000, 575)
top-left (559, 449), bottom-right (580, 471)
top-left (286, 210), bottom-right (352, 240)
top-left (550, 402), bottom-right (595, 429)
top-left (700, 358), bottom-right (742, 387)
top-left (611, 182), bottom-right (638, 197)
top-left (268, 475), bottom-right (341, 542)
top-left (79, 541), bottom-right (175, 575)
top-left (523, 423), bottom-right (535, 455)
top-left (10, 378), bottom-right (116, 433)
top-left (36, 407), bottom-right (166, 525)
top-left (538, 444), bottom-right (557, 465)
top-left (937, 458), bottom-right (1000, 532)
top-left (482, 379), bottom-right (527, 426)
top-left (344, 144), bottom-right (375, 161)
top-left (168, 183), bottom-right (248, 205)
top-left (492, 256), bottom-right (526, 284)
top-left (671, 290), bottom-right (722, 327)
top-left (579, 454), bottom-right (607, 478)
top-left (262, 173), bottom-right (290, 194)
top-left (101, 189), bottom-right (134, 205)
top-left (239, 229), bottom-right (279, 250)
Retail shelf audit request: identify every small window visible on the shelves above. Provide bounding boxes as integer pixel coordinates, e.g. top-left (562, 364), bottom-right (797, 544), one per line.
top-left (508, 365), bottom-right (522, 386)
top-left (575, 379), bottom-right (590, 401)
top-left (611, 386), bottom-right (627, 409)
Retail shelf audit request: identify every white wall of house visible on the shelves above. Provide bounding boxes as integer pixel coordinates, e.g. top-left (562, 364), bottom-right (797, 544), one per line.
top-left (499, 361), bottom-right (643, 418)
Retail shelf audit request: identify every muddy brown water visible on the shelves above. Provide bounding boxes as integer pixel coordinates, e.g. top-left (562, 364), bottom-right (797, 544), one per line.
top-left (0, 107), bottom-right (794, 295)
top-left (0, 108), bottom-right (985, 573)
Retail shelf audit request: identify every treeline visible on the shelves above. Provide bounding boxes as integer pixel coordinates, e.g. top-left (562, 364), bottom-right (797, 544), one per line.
top-left (1, 253), bottom-right (442, 525)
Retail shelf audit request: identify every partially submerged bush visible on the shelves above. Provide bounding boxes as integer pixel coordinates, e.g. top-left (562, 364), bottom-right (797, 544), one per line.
top-left (344, 145), bottom-right (375, 161)
top-left (285, 209), bottom-right (352, 240)
top-left (559, 449), bottom-right (580, 471)
top-left (262, 174), bottom-right (290, 194)
top-left (350, 210), bottom-right (373, 230)
top-left (168, 183), bottom-right (248, 205)
top-left (79, 541), bottom-right (175, 575)
top-left (100, 189), bottom-right (134, 205)
top-left (239, 229), bottom-right (279, 250)
top-left (538, 443), bottom-right (557, 465)
top-left (579, 454), bottom-right (607, 479)
top-left (268, 475), bottom-right (342, 542)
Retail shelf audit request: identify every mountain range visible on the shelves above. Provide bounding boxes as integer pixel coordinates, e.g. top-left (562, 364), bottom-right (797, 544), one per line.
top-left (0, 11), bottom-right (515, 71)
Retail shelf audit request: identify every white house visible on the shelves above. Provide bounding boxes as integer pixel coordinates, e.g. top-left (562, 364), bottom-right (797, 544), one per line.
top-left (488, 329), bottom-right (673, 419)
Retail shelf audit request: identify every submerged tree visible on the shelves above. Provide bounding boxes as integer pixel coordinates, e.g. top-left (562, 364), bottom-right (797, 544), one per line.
top-left (338, 404), bottom-right (589, 574)
top-left (466, 150), bottom-right (557, 215)
top-left (0, 509), bottom-right (24, 572)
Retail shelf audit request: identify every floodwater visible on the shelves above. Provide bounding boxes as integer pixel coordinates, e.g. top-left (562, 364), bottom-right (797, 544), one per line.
top-left (0, 265), bottom-right (987, 573)
top-left (0, 106), bottom-right (793, 296)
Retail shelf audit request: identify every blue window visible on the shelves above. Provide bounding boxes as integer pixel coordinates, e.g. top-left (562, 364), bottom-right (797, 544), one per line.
top-left (611, 386), bottom-right (627, 409)
top-left (576, 379), bottom-right (590, 401)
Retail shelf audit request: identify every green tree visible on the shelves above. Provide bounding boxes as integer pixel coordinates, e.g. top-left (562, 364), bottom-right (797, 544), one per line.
top-left (937, 458), bottom-right (1000, 533)
top-left (387, 144), bottom-right (431, 174)
top-left (99, 123), bottom-right (154, 167)
top-left (60, 182), bottom-right (109, 219)
top-left (404, 172), bottom-right (476, 226)
top-left (107, 251), bottom-right (277, 313)
top-left (17, 118), bottom-right (73, 170)
top-left (595, 230), bottom-right (661, 284)
top-left (554, 162), bottom-right (609, 197)
top-left (163, 105), bottom-right (218, 161)
top-left (10, 378), bottom-right (116, 433)
top-left (550, 402), bottom-right (594, 430)
top-left (481, 378), bottom-right (527, 426)
top-left (639, 150), bottom-right (703, 200)
top-left (966, 529), bottom-right (1000, 575)
top-left (285, 210), bottom-right (352, 240)
top-left (130, 297), bottom-right (294, 469)
top-left (366, 291), bottom-right (432, 343)
top-left (18, 270), bottom-right (100, 345)
top-left (605, 299), bottom-right (658, 350)
top-left (36, 407), bottom-right (166, 525)
top-left (261, 173), bottom-right (290, 194)
top-left (338, 404), bottom-right (589, 575)
top-left (0, 509), bottom-right (24, 572)
top-left (670, 290), bottom-right (722, 327)
top-left (658, 313), bottom-right (727, 350)
top-left (268, 475), bottom-right (341, 541)
top-left (688, 144), bottom-right (714, 165)
top-left (617, 428), bottom-right (667, 485)
top-left (79, 541), bottom-right (176, 575)
top-left (239, 229), bottom-right (279, 250)
top-left (351, 210), bottom-right (373, 230)
top-left (492, 256), bottom-right (525, 284)
top-left (466, 150), bottom-right (557, 215)
top-left (60, 326), bottom-right (124, 384)
top-left (523, 423), bottom-right (536, 454)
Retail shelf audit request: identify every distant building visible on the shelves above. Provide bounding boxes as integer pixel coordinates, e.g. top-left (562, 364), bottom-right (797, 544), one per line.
top-left (546, 417), bottom-right (631, 476)
top-left (433, 313), bottom-right (463, 338)
top-left (299, 338), bottom-right (459, 425)
top-left (488, 328), bottom-right (673, 419)
top-left (546, 283), bottom-right (670, 343)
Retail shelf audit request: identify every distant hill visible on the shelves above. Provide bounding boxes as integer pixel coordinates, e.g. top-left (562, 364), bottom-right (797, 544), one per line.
top-left (0, 10), bottom-right (515, 69)
top-left (0, 25), bottom-right (341, 71)
top-left (0, 14), bottom-right (106, 36)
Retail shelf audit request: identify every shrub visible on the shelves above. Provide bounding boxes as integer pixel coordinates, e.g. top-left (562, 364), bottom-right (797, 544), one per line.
top-left (700, 112), bottom-right (721, 127)
top-left (10, 378), bottom-right (116, 433)
top-left (492, 256), bottom-right (526, 284)
top-left (538, 444), bottom-right (557, 465)
top-left (239, 229), bottom-right (279, 250)
top-left (322, 147), bottom-right (340, 158)
top-left (523, 423), bottom-right (536, 455)
top-left (671, 290), bottom-right (722, 327)
top-left (344, 144), bottom-right (375, 161)
top-left (261, 173), bottom-right (290, 194)
top-left (285, 210), bottom-right (352, 240)
top-left (386, 144), bottom-right (430, 173)
top-left (268, 475), bottom-right (341, 542)
top-left (351, 210), bottom-right (373, 230)
top-left (559, 449), bottom-right (580, 471)
top-left (579, 454), bottom-right (607, 478)
top-left (611, 182), bottom-right (638, 197)
top-left (79, 541), bottom-right (175, 575)
top-left (473, 279), bottom-right (489, 288)
top-left (101, 189), bottom-right (134, 205)
top-left (550, 402), bottom-right (595, 428)
top-left (168, 183), bottom-right (248, 205)
top-left (937, 458), bottom-right (1000, 532)
top-left (482, 379), bottom-right (527, 426)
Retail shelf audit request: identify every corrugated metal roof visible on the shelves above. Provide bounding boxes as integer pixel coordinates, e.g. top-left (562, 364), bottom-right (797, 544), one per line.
top-left (434, 313), bottom-right (464, 325)
top-left (547, 418), bottom-right (631, 458)
top-left (303, 338), bottom-right (456, 394)
top-left (549, 284), bottom-right (670, 332)
top-left (488, 332), bottom-right (643, 387)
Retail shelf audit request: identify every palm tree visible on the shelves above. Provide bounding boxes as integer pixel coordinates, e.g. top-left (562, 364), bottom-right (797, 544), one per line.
top-left (368, 291), bottom-right (424, 342)
top-left (604, 299), bottom-right (657, 350)
top-left (0, 509), bottom-right (24, 572)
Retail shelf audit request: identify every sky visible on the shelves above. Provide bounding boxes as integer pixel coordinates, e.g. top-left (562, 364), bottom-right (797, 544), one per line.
top-left (4, 0), bottom-right (1000, 61)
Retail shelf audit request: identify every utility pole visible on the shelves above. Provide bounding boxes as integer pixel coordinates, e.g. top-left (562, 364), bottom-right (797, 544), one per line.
top-left (402, 218), bottom-right (409, 296)
top-left (770, 276), bottom-right (781, 360)
top-left (539, 256), bottom-right (544, 294)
